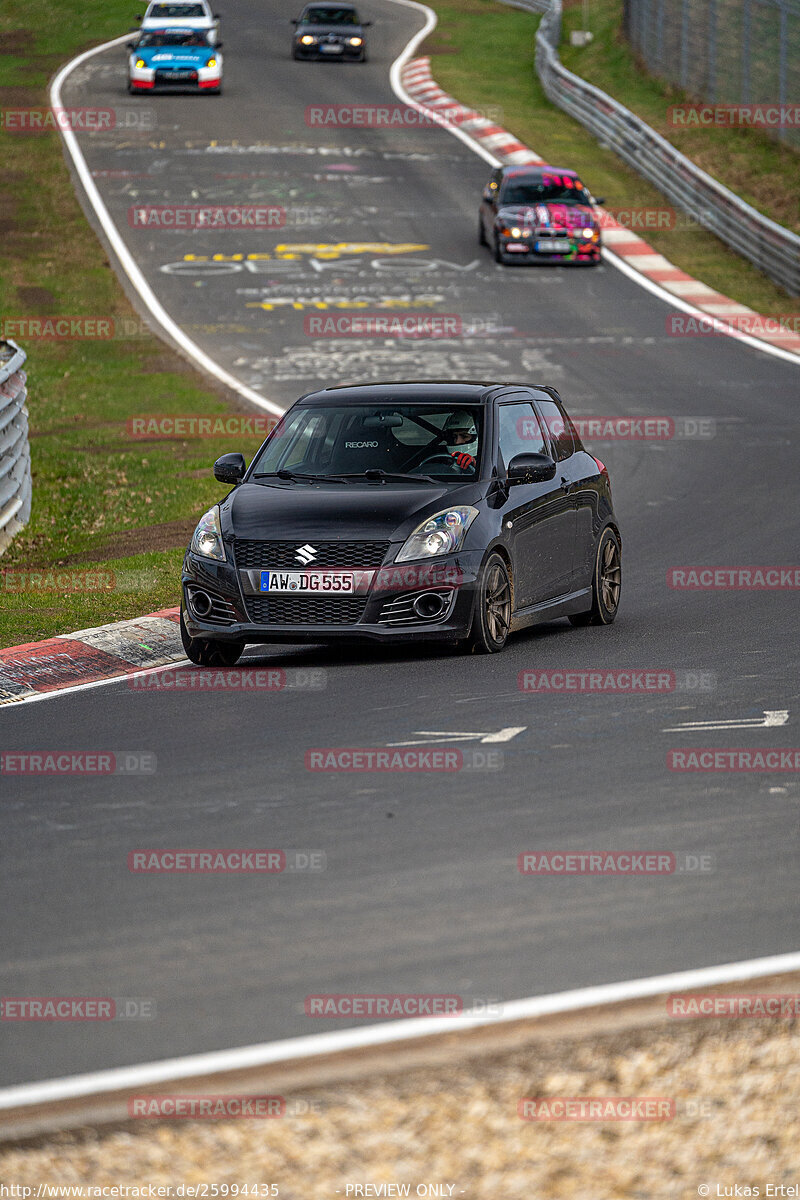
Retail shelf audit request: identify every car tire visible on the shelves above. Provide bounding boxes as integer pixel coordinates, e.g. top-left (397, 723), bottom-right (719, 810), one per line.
top-left (180, 609), bottom-right (244, 666)
top-left (466, 553), bottom-right (512, 653)
top-left (478, 217), bottom-right (487, 246)
top-left (568, 526), bottom-right (622, 626)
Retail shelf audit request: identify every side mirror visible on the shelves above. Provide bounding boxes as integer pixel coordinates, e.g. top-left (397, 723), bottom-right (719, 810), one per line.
top-left (126, 39), bottom-right (136, 47)
top-left (482, 187), bottom-right (495, 202)
top-left (362, 19), bottom-right (373, 25)
top-left (507, 452), bottom-right (556, 485)
top-left (290, 17), bottom-right (298, 23)
top-left (592, 195), bottom-right (606, 205)
top-left (134, 13), bottom-right (142, 20)
top-left (215, 40), bottom-right (223, 47)
top-left (214, 452), bottom-right (246, 484)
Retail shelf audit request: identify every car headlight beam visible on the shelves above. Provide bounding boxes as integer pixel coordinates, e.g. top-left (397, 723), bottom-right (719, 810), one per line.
top-left (191, 505), bottom-right (226, 562)
top-left (396, 506), bottom-right (479, 563)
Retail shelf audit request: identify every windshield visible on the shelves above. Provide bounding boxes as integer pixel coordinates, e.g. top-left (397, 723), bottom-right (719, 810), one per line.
top-left (137, 29), bottom-right (211, 44)
top-left (501, 174), bottom-right (592, 207)
top-left (147, 4), bottom-right (208, 16)
top-left (251, 404), bottom-right (484, 481)
top-left (300, 7), bottom-right (359, 23)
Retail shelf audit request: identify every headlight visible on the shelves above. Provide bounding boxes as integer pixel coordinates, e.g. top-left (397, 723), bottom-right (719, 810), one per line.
top-left (206, 57), bottom-right (217, 67)
top-left (510, 227), bottom-right (521, 237)
top-left (191, 506), bottom-right (225, 561)
top-left (396, 507), bottom-right (479, 563)
top-left (135, 58), bottom-right (146, 68)
top-left (348, 36), bottom-right (363, 45)
top-left (300, 34), bottom-right (316, 44)
top-left (582, 226), bottom-right (596, 238)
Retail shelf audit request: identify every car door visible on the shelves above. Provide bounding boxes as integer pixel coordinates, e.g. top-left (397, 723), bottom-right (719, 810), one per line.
top-left (533, 391), bottom-right (596, 592)
top-left (496, 398), bottom-right (576, 608)
top-left (480, 167), bottom-right (503, 241)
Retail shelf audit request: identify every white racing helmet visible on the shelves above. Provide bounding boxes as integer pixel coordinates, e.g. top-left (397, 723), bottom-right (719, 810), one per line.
top-left (443, 410), bottom-right (478, 459)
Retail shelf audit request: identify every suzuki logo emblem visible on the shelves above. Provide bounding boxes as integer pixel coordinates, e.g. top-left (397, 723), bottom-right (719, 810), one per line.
top-left (295, 543), bottom-right (317, 565)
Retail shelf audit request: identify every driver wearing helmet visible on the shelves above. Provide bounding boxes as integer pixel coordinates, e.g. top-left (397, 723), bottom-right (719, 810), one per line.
top-left (443, 410), bottom-right (478, 471)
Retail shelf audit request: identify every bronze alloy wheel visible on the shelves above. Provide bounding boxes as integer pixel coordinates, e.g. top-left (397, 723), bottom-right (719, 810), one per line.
top-left (569, 526), bottom-right (622, 626)
top-left (468, 553), bottom-right (512, 653)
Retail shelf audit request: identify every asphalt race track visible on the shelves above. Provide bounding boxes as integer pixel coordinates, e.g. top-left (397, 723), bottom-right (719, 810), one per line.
top-left (1, 0), bottom-right (799, 1087)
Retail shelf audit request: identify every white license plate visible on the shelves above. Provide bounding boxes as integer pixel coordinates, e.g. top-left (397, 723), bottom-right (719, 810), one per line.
top-left (505, 243), bottom-right (529, 252)
top-left (320, 43), bottom-right (343, 52)
top-left (260, 570), bottom-right (354, 593)
top-left (536, 239), bottom-right (571, 253)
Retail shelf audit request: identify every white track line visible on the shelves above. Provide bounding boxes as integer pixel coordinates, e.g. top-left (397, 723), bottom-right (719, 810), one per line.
top-left (49, 42), bottom-right (284, 416)
top-left (2, 950), bottom-right (799, 1109)
top-left (388, 0), bottom-right (800, 368)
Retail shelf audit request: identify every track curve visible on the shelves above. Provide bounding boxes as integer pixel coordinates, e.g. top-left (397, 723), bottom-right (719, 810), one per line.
top-left (1, 0), bottom-right (798, 1086)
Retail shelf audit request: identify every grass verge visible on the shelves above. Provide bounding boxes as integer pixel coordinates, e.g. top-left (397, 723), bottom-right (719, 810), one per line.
top-left (0, 1), bottom-right (273, 650)
top-left (422, 0), bottom-right (800, 310)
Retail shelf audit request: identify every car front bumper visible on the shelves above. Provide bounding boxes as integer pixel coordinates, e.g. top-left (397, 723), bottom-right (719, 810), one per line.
top-left (181, 548), bottom-right (484, 644)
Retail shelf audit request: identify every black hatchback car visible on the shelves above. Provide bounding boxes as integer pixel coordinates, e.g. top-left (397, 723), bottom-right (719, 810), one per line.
top-left (181, 382), bottom-right (622, 665)
top-left (291, 3), bottom-right (370, 61)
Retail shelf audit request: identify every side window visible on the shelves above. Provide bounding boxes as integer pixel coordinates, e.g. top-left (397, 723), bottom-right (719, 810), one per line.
top-left (535, 397), bottom-right (574, 462)
top-left (498, 402), bottom-right (547, 467)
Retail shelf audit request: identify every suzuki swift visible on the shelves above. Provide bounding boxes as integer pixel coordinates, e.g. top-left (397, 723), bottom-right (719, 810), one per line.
top-left (181, 381), bottom-right (622, 664)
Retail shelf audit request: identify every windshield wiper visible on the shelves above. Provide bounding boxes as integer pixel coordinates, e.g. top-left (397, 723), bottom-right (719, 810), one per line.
top-left (253, 470), bottom-right (350, 484)
top-left (336, 470), bottom-right (440, 485)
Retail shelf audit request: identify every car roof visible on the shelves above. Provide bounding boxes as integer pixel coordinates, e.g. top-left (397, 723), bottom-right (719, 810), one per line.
top-left (301, 2), bottom-right (357, 8)
top-left (500, 165), bottom-right (579, 178)
top-left (296, 381), bottom-right (556, 405)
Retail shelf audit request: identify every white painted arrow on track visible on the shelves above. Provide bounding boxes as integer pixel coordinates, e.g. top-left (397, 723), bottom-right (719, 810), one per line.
top-left (387, 726), bottom-right (527, 746)
top-left (663, 710), bottom-right (789, 733)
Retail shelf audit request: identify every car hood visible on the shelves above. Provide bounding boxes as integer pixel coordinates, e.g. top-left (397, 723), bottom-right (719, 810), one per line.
top-left (496, 202), bottom-right (596, 230)
top-left (134, 44), bottom-right (213, 64)
top-left (221, 480), bottom-right (475, 542)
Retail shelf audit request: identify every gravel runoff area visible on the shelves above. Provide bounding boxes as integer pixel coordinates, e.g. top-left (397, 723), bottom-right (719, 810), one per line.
top-left (1, 1014), bottom-right (798, 1198)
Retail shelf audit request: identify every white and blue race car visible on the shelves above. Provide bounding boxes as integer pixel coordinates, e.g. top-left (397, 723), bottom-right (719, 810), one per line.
top-left (127, 28), bottom-right (222, 94)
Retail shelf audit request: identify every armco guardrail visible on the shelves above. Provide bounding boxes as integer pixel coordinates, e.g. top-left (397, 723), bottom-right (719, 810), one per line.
top-left (528, 0), bottom-right (800, 296)
top-left (0, 340), bottom-right (31, 556)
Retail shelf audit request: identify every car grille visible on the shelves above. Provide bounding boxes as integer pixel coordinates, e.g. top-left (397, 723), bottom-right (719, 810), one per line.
top-left (234, 540), bottom-right (390, 570)
top-left (154, 69), bottom-right (198, 83)
top-left (245, 595), bottom-right (367, 625)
